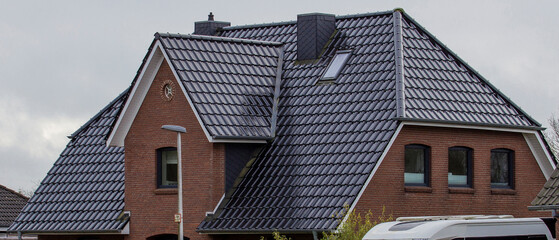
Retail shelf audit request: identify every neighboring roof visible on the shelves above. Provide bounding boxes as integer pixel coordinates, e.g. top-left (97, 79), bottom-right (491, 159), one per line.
top-left (0, 185), bottom-right (28, 229)
top-left (530, 165), bottom-right (559, 211)
top-left (155, 33), bottom-right (283, 139)
top-left (9, 91), bottom-right (128, 233)
top-left (198, 10), bottom-right (542, 232)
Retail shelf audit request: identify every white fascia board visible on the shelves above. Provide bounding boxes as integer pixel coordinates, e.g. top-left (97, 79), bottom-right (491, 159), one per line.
top-left (107, 43), bottom-right (164, 147)
top-left (523, 133), bottom-right (556, 180)
top-left (340, 122), bottom-right (404, 230)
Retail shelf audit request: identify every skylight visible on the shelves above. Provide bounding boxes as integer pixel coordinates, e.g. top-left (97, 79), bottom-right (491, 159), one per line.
top-left (321, 50), bottom-right (351, 80)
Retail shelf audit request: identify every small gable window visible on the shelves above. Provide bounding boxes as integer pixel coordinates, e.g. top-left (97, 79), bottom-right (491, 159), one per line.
top-left (448, 147), bottom-right (473, 187)
top-left (491, 148), bottom-right (514, 189)
top-left (157, 147), bottom-right (178, 188)
top-left (404, 144), bottom-right (430, 186)
top-left (321, 50), bottom-right (351, 80)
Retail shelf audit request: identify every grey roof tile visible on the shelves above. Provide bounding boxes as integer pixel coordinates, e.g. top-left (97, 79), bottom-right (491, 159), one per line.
top-left (9, 91), bottom-right (128, 233)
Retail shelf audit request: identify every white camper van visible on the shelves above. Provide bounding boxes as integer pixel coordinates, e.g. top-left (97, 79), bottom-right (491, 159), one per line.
top-left (362, 215), bottom-right (555, 240)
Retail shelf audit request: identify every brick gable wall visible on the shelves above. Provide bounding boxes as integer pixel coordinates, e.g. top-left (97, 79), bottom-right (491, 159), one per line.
top-left (355, 125), bottom-right (549, 219)
top-left (124, 60), bottom-right (225, 240)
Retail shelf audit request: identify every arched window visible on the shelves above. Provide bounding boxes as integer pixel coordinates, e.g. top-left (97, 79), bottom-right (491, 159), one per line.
top-left (491, 148), bottom-right (514, 189)
top-left (404, 144), bottom-right (430, 186)
top-left (448, 146), bottom-right (473, 187)
top-left (157, 147), bottom-right (178, 188)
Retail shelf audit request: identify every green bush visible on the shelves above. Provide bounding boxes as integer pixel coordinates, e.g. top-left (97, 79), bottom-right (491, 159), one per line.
top-left (321, 205), bottom-right (392, 240)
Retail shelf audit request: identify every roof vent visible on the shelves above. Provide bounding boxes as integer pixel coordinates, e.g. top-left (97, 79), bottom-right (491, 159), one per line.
top-left (297, 13), bottom-right (336, 61)
top-left (194, 12), bottom-right (231, 36)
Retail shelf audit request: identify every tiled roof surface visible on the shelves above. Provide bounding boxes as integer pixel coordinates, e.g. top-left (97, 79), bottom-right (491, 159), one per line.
top-left (0, 185), bottom-right (28, 228)
top-left (199, 12), bottom-right (399, 232)
top-left (198, 11), bottom-right (540, 232)
top-left (157, 33), bottom-right (283, 139)
top-left (401, 17), bottom-right (536, 126)
top-left (531, 165), bottom-right (559, 208)
top-left (8, 91), bottom-right (128, 233)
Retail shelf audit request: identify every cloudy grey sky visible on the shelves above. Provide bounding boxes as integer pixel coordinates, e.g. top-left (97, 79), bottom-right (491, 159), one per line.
top-left (1, 0), bottom-right (558, 192)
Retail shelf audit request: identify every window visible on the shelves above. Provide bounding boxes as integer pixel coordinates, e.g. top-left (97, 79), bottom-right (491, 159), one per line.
top-left (157, 147), bottom-right (178, 188)
top-left (405, 144), bottom-right (430, 186)
top-left (491, 148), bottom-right (514, 189)
top-left (448, 147), bottom-right (473, 187)
top-left (320, 50), bottom-right (351, 80)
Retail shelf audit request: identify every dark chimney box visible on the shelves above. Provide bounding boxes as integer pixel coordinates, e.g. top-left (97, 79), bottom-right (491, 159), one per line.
top-left (194, 12), bottom-right (231, 36)
top-left (297, 13), bottom-right (336, 61)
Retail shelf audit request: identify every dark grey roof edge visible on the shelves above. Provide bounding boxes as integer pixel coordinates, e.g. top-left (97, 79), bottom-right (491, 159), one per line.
top-left (12, 229), bottom-right (125, 234)
top-left (222, 10), bottom-right (394, 31)
top-left (393, 11), bottom-right (405, 118)
top-left (0, 185), bottom-right (29, 201)
top-left (155, 32), bottom-right (283, 46)
top-left (528, 205), bottom-right (559, 211)
top-left (400, 12), bottom-right (542, 127)
top-left (213, 135), bottom-right (274, 141)
top-left (538, 131), bottom-right (558, 163)
top-left (69, 89), bottom-right (130, 139)
top-left (396, 117), bottom-right (545, 131)
top-left (198, 228), bottom-right (329, 234)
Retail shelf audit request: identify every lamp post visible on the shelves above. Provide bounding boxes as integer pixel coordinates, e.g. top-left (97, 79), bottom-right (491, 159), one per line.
top-left (161, 125), bottom-right (186, 240)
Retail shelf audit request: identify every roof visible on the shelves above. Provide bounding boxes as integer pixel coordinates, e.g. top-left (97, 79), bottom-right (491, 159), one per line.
top-left (197, 10), bottom-right (541, 232)
top-left (9, 9), bottom-right (548, 235)
top-left (0, 185), bottom-right (28, 229)
top-left (8, 91), bottom-right (128, 233)
top-left (530, 164), bottom-right (559, 210)
top-left (155, 33), bottom-right (283, 139)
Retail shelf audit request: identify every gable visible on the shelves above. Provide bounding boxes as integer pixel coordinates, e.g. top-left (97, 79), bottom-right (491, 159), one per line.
top-left (108, 35), bottom-right (284, 146)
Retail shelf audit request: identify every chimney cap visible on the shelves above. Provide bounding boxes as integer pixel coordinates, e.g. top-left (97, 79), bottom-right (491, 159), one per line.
top-left (208, 12), bottom-right (214, 21)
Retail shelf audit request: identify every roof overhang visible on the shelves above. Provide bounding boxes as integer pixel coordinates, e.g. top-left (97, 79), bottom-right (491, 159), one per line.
top-left (106, 40), bottom-right (269, 147)
top-left (11, 222), bottom-right (129, 235)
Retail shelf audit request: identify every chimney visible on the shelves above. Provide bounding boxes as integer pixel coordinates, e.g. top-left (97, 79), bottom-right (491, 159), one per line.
top-left (297, 13), bottom-right (336, 61)
top-left (194, 12), bottom-right (231, 36)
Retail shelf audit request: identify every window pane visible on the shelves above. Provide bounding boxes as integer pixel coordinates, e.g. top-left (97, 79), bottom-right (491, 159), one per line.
top-left (491, 151), bottom-right (509, 186)
top-left (448, 149), bottom-right (468, 185)
top-left (405, 148), bottom-right (425, 184)
top-left (322, 52), bottom-right (351, 79)
top-left (162, 150), bottom-right (178, 186)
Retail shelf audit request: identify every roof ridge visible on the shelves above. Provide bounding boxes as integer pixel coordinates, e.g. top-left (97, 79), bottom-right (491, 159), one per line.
top-left (155, 32), bottom-right (283, 46)
top-left (221, 10), bottom-right (395, 31)
top-left (0, 184), bottom-right (29, 201)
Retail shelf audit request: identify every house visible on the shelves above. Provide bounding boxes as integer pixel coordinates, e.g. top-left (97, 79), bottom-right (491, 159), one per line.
top-left (0, 185), bottom-right (32, 240)
top-left (9, 9), bottom-right (556, 240)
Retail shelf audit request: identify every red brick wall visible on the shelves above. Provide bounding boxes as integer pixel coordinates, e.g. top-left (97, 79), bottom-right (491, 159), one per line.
top-left (355, 125), bottom-right (549, 220)
top-left (124, 60), bottom-right (225, 240)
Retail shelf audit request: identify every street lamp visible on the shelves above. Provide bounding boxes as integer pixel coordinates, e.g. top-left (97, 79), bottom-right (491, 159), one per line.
top-left (161, 124), bottom-right (186, 240)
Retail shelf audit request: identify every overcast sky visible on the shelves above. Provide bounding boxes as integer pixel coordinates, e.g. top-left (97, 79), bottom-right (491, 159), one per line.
top-left (1, 0), bottom-right (558, 192)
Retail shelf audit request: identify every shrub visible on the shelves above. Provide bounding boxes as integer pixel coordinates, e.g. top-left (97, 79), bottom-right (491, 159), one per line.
top-left (321, 205), bottom-right (392, 240)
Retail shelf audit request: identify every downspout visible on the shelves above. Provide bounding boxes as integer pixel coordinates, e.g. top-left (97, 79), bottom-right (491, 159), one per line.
top-left (18, 231), bottom-right (22, 240)
top-left (312, 231), bottom-right (319, 240)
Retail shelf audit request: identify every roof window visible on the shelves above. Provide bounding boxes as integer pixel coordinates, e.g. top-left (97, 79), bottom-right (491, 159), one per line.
top-left (320, 50), bottom-right (351, 81)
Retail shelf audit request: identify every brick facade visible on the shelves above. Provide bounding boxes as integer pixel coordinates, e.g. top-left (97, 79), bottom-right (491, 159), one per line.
top-left (124, 61), bottom-right (225, 240)
top-left (355, 125), bottom-right (549, 219)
